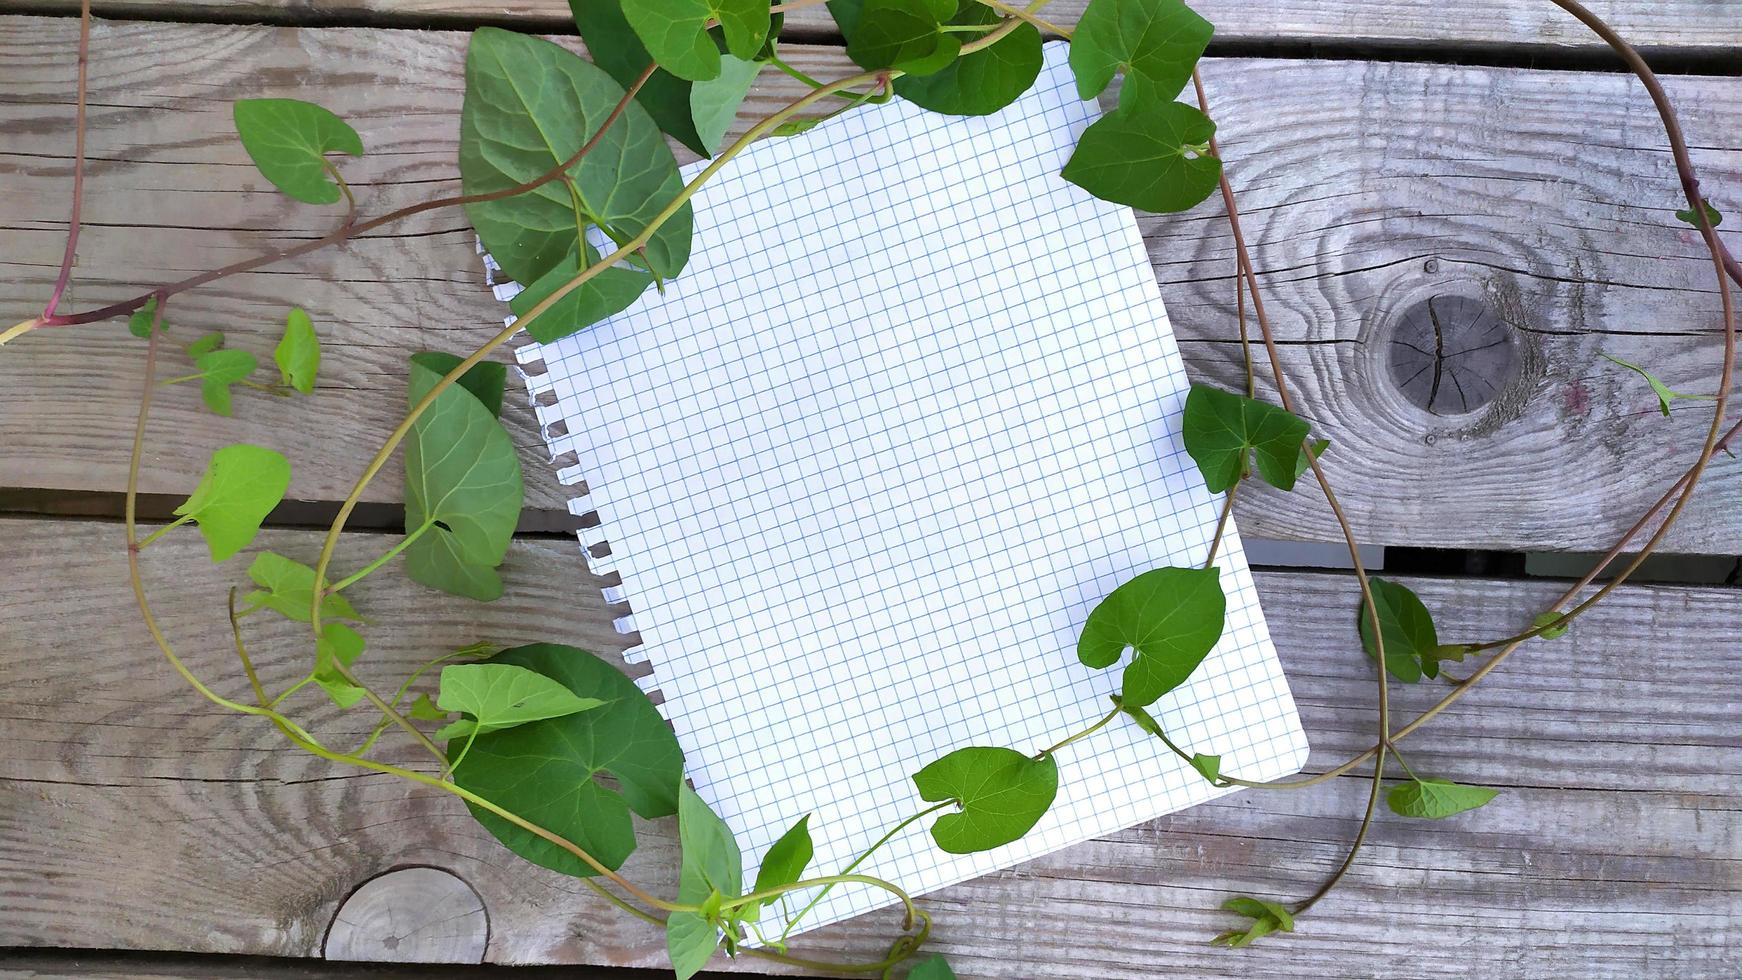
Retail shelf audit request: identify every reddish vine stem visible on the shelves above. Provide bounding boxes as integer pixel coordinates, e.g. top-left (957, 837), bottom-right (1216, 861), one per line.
top-left (36, 61), bottom-right (659, 331)
top-left (42, 0), bottom-right (91, 319)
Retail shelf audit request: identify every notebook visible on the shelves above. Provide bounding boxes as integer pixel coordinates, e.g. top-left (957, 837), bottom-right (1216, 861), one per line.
top-left (489, 43), bottom-right (1307, 937)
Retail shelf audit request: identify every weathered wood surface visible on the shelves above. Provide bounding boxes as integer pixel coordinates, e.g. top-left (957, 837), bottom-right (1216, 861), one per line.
top-left (322, 867), bottom-right (488, 963)
top-left (3, 0), bottom-right (1738, 54)
top-left (2, 516), bottom-right (1737, 977)
top-left (3, 16), bottom-right (1740, 552)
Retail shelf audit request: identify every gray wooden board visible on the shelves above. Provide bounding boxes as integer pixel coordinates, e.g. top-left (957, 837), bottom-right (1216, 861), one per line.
top-left (3, 17), bottom-right (1740, 552)
top-left (0, 1), bottom-right (1737, 54)
top-left (1, 517), bottom-right (1736, 977)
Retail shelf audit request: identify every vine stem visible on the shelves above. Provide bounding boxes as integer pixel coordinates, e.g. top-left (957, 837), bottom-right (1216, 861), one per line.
top-left (777, 800), bottom-right (954, 942)
top-left (42, 0), bottom-right (91, 320)
top-left (1202, 479), bottom-right (1239, 568)
top-left (325, 520), bottom-right (432, 594)
top-left (1038, 704), bottom-right (1121, 757)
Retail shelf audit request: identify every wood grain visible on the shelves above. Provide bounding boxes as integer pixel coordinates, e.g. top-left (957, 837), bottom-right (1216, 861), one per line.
top-left (2, 516), bottom-right (1737, 977)
top-left (2, 1), bottom-right (1737, 54)
top-left (322, 867), bottom-right (488, 963)
top-left (2, 16), bottom-right (1740, 552)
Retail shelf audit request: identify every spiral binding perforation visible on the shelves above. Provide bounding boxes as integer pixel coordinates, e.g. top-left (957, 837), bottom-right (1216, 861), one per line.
top-left (476, 240), bottom-right (656, 694)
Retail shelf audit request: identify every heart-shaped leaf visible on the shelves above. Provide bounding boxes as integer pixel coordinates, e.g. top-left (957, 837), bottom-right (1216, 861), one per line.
top-left (434, 662), bottom-right (606, 740)
top-left (232, 99), bottom-right (363, 205)
top-left (451, 644), bottom-right (685, 878)
top-left (666, 908), bottom-right (719, 980)
top-left (242, 551), bottom-right (361, 623)
top-left (1179, 383), bottom-right (1314, 493)
top-left (186, 332), bottom-right (224, 358)
top-left (846, 0), bottom-right (960, 76)
top-left (174, 444), bottom-right (290, 562)
top-left (1387, 777), bottom-right (1499, 819)
top-left (1078, 565), bottom-right (1225, 707)
top-left (460, 27), bottom-right (692, 289)
top-left (571, 0), bottom-right (708, 156)
top-left (906, 956), bottom-right (959, 979)
top-left (312, 622), bottom-right (366, 708)
top-left (274, 308), bottom-right (320, 395)
top-left (750, 813), bottom-right (813, 908)
top-left (1358, 577), bottom-right (1453, 683)
top-left (402, 353), bottom-right (523, 601)
top-left (1062, 100), bottom-right (1222, 214)
top-left (895, 2), bottom-right (1042, 115)
top-left (408, 352), bottom-right (507, 419)
top-left (128, 296), bottom-right (164, 339)
top-left (1069, 0), bottom-right (1213, 109)
top-left (690, 54), bottom-right (763, 156)
top-left (912, 746), bottom-right (1057, 854)
top-left (509, 241), bottom-right (653, 344)
top-left (194, 349), bottom-right (258, 417)
top-left (624, 0), bottom-right (771, 81)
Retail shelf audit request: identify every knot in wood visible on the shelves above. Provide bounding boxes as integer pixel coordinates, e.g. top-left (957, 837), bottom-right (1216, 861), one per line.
top-left (324, 866), bottom-right (488, 963)
top-left (1386, 294), bottom-right (1516, 415)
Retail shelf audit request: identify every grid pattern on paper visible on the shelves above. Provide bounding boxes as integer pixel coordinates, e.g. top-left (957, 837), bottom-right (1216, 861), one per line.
top-left (506, 44), bottom-right (1308, 937)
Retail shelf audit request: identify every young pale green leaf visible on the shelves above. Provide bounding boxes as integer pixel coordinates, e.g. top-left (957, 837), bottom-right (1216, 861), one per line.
top-left (129, 296), bottom-right (164, 338)
top-left (1602, 353), bottom-right (1715, 417)
top-left (690, 54), bottom-right (764, 156)
top-left (509, 241), bottom-right (653, 344)
top-left (187, 331), bottom-right (224, 358)
top-left (665, 911), bottom-right (719, 980)
top-left (409, 692), bottom-right (450, 721)
top-left (1358, 577), bottom-right (1455, 683)
top-left (1190, 752), bottom-right (1223, 785)
top-left (1179, 383), bottom-right (1314, 494)
top-left (1532, 611), bottom-right (1569, 640)
top-left (402, 353), bottom-right (524, 601)
top-left (895, 2), bottom-right (1042, 116)
top-left (433, 662), bottom-right (606, 740)
top-left (1387, 777), bottom-right (1500, 819)
top-left (173, 444), bottom-right (290, 562)
top-left (1121, 700), bottom-right (1165, 738)
top-left (1210, 895), bottom-right (1294, 947)
top-left (913, 746), bottom-right (1058, 854)
top-left (451, 644), bottom-right (685, 878)
top-left (1069, 0), bottom-right (1213, 108)
top-left (274, 307), bottom-right (320, 395)
top-left (312, 623), bottom-right (367, 708)
top-left (570, 0), bottom-right (709, 157)
top-left (1292, 437), bottom-right (1330, 483)
top-left (460, 28), bottom-right (692, 287)
top-left (407, 352), bottom-right (507, 419)
top-left (1674, 199), bottom-right (1723, 228)
top-left (195, 349), bottom-right (258, 417)
top-left (846, 0), bottom-right (960, 76)
top-left (624, 0), bottom-right (771, 82)
top-left (905, 956), bottom-right (958, 980)
top-left (1062, 100), bottom-right (1221, 214)
top-left (242, 551), bottom-right (361, 623)
top-left (750, 813), bottom-right (814, 908)
top-left (232, 99), bottom-right (363, 206)
top-left (1077, 565), bottom-right (1226, 707)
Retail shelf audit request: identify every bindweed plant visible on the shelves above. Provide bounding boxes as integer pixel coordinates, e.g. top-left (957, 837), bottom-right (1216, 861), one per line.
top-left (3, 0), bottom-right (1737, 975)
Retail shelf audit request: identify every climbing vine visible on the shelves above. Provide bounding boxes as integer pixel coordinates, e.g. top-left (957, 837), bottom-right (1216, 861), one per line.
top-left (2, 0), bottom-right (1735, 976)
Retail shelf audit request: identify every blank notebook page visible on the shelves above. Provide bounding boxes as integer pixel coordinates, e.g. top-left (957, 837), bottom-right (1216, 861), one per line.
top-left (508, 43), bottom-right (1307, 935)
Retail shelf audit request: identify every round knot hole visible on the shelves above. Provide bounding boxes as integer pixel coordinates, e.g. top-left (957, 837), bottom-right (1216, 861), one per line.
top-left (1387, 294), bottom-right (1516, 415)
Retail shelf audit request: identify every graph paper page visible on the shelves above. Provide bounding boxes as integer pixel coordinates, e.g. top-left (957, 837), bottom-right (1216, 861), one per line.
top-left (509, 43), bottom-right (1307, 935)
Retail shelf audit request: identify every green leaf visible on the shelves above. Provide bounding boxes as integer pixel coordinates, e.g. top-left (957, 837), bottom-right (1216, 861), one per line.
top-left (847, 0), bottom-right (960, 76)
top-left (1179, 383), bottom-right (1314, 493)
top-left (1293, 437), bottom-right (1330, 483)
top-left (690, 54), bottom-right (763, 156)
top-left (192, 349), bottom-right (257, 417)
top-left (274, 307), bottom-right (320, 395)
top-left (509, 241), bottom-right (653, 344)
top-left (232, 99), bottom-right (363, 206)
top-left (128, 296), bottom-right (164, 338)
top-left (1189, 752), bottom-right (1223, 785)
top-left (409, 692), bottom-right (449, 721)
top-left (1077, 565), bottom-right (1226, 707)
top-left (407, 352), bottom-right (508, 419)
top-left (1062, 100), bottom-right (1221, 214)
top-left (187, 331), bottom-right (224, 358)
top-left (894, 2), bottom-right (1043, 116)
top-left (1357, 577), bottom-right (1451, 683)
top-left (1121, 700), bottom-right (1164, 738)
top-left (905, 956), bottom-right (958, 980)
top-left (173, 444), bottom-right (290, 562)
top-left (678, 783), bottom-right (743, 903)
top-left (402, 353), bottom-right (524, 601)
top-left (1532, 611), bottom-right (1569, 640)
top-left (1210, 895), bottom-right (1294, 947)
top-left (571, 0), bottom-right (709, 157)
top-left (242, 551), bottom-right (361, 624)
top-left (1387, 777), bottom-right (1500, 819)
top-left (1602, 353), bottom-right (1714, 417)
top-left (1674, 199), bottom-right (1723, 228)
top-left (665, 911), bottom-right (719, 980)
top-left (451, 644), bottom-right (685, 878)
top-left (1069, 0), bottom-right (1213, 109)
top-left (624, 0), bottom-right (771, 81)
top-left (433, 662), bottom-right (606, 739)
top-left (313, 622), bottom-right (367, 708)
top-left (460, 27), bottom-right (691, 288)
top-left (750, 813), bottom-right (813, 907)
top-left (912, 746), bottom-right (1058, 853)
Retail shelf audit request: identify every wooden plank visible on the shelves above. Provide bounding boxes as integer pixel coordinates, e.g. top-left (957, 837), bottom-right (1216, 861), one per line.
top-left (1, 1), bottom-right (1737, 54)
top-left (3, 515), bottom-right (1737, 976)
top-left (3, 16), bottom-right (1741, 551)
